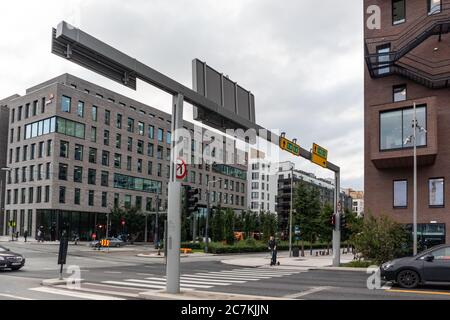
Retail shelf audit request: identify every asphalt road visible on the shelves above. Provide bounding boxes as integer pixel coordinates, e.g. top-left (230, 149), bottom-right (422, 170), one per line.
top-left (1, 242), bottom-right (450, 300)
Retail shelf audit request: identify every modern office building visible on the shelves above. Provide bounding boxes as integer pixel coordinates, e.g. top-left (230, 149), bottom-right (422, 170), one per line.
top-left (276, 161), bottom-right (352, 232)
top-left (247, 149), bottom-right (277, 213)
top-left (364, 0), bottom-right (449, 244)
top-left (2, 74), bottom-right (247, 240)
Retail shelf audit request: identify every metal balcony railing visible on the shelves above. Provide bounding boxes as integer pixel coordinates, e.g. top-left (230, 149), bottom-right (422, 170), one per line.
top-left (365, 4), bottom-right (450, 86)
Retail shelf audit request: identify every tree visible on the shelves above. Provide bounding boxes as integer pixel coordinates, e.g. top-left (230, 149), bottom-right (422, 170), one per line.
top-left (261, 211), bottom-right (277, 242)
top-left (210, 208), bottom-right (224, 242)
top-left (350, 213), bottom-right (409, 265)
top-left (224, 208), bottom-right (235, 244)
top-left (110, 206), bottom-right (145, 241)
top-left (293, 181), bottom-right (322, 255)
top-left (317, 203), bottom-right (334, 254)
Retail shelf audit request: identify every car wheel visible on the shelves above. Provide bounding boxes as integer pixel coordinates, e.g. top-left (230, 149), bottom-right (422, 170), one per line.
top-left (397, 270), bottom-right (420, 289)
top-left (11, 267), bottom-right (22, 271)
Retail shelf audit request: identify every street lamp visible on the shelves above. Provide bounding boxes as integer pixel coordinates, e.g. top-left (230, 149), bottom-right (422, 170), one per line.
top-left (205, 178), bottom-right (222, 253)
top-left (403, 102), bottom-right (427, 256)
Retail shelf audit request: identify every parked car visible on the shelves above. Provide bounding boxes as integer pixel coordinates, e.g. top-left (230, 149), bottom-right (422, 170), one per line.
top-left (89, 237), bottom-right (125, 248)
top-left (0, 245), bottom-right (25, 271)
top-left (381, 244), bottom-right (450, 288)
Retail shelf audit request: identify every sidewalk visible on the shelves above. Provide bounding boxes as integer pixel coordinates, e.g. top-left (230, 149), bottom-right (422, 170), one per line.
top-left (221, 251), bottom-right (356, 269)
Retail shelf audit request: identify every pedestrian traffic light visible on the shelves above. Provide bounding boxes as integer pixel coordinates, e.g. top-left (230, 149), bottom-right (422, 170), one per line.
top-left (330, 214), bottom-right (336, 229)
top-left (340, 214), bottom-right (347, 230)
top-left (121, 219), bottom-right (126, 226)
top-left (183, 185), bottom-right (199, 215)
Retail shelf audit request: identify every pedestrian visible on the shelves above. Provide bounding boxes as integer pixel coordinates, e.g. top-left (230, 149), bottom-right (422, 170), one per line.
top-left (268, 236), bottom-right (279, 266)
top-left (24, 230), bottom-right (28, 243)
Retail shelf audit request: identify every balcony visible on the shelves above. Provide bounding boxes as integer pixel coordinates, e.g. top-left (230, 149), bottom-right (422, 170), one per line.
top-left (365, 4), bottom-right (450, 88)
top-left (369, 97), bottom-right (438, 169)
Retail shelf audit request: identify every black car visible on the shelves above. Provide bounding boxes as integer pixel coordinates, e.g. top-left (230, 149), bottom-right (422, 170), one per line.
top-left (0, 245), bottom-right (25, 271)
top-left (381, 244), bottom-right (450, 288)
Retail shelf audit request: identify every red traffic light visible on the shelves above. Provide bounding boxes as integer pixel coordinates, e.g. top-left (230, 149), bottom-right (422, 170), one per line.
top-left (121, 220), bottom-right (126, 225)
top-left (331, 215), bottom-right (336, 227)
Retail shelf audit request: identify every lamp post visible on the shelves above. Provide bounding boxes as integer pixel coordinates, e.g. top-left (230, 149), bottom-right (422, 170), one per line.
top-left (404, 102), bottom-right (427, 256)
top-left (289, 164), bottom-right (294, 257)
top-left (1, 168), bottom-right (12, 237)
top-left (205, 178), bottom-right (221, 253)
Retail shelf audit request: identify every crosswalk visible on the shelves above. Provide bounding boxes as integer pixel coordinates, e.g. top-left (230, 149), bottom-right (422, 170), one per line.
top-left (26, 267), bottom-right (305, 300)
top-left (101, 267), bottom-right (304, 292)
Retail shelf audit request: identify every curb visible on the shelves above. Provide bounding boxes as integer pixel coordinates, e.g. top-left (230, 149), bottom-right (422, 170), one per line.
top-left (138, 289), bottom-right (291, 300)
top-left (137, 253), bottom-right (189, 258)
top-left (310, 267), bottom-right (368, 272)
top-left (41, 278), bottom-right (86, 286)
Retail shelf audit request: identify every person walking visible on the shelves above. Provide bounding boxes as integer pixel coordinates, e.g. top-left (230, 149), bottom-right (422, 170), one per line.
top-left (268, 236), bottom-right (279, 266)
top-left (24, 230), bottom-right (28, 243)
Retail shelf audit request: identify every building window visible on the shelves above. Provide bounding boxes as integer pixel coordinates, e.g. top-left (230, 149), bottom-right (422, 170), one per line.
top-left (47, 140), bottom-right (52, 157)
top-left (113, 173), bottom-right (161, 193)
top-left (114, 154), bottom-right (122, 169)
top-left (147, 161), bottom-right (153, 175)
top-left (59, 186), bottom-right (66, 204)
top-left (38, 141), bottom-right (44, 158)
top-left (380, 105), bottom-right (426, 151)
top-left (88, 190), bottom-right (94, 206)
top-left (101, 171), bottom-right (109, 187)
top-left (137, 159), bottom-right (143, 173)
top-left (59, 163), bottom-right (68, 180)
top-left (148, 125), bottom-right (154, 139)
top-left (116, 133), bottom-right (122, 149)
top-left (148, 143), bottom-right (154, 157)
top-left (91, 126), bottom-right (97, 143)
top-left (127, 118), bottom-right (134, 133)
top-left (105, 110), bottom-right (110, 125)
top-left (393, 180), bottom-right (407, 208)
top-left (60, 141), bottom-right (69, 158)
top-left (124, 195), bottom-right (131, 208)
top-left (74, 166), bottom-right (83, 183)
top-left (74, 188), bottom-right (81, 205)
top-left (135, 196), bottom-right (142, 210)
top-left (104, 130), bottom-right (110, 146)
top-left (102, 192), bottom-right (108, 208)
top-left (157, 163), bottom-right (162, 177)
top-left (102, 151), bottom-right (110, 166)
top-left (114, 193), bottom-right (120, 207)
top-left (127, 156), bottom-right (132, 171)
top-left (392, 0), bottom-right (405, 25)
top-left (429, 178), bottom-right (444, 207)
top-left (158, 128), bottom-right (164, 142)
top-left (393, 85), bottom-right (407, 103)
top-left (377, 45), bottom-right (391, 75)
top-left (77, 101), bottom-right (84, 117)
top-left (167, 131), bottom-right (171, 145)
top-left (45, 186), bottom-right (50, 202)
top-left (29, 187), bottom-right (34, 204)
top-left (75, 144), bottom-right (83, 161)
top-left (428, 0), bottom-right (441, 14)
top-left (138, 122), bottom-right (144, 136)
top-left (157, 146), bottom-right (163, 160)
top-left (61, 96), bottom-right (71, 113)
top-left (116, 114), bottom-right (122, 129)
top-left (46, 163), bottom-right (51, 179)
top-left (88, 169), bottom-right (96, 185)
top-left (89, 148), bottom-right (97, 164)
top-left (128, 137), bottom-right (133, 152)
top-left (137, 140), bottom-right (144, 155)
top-left (92, 106), bottom-right (98, 121)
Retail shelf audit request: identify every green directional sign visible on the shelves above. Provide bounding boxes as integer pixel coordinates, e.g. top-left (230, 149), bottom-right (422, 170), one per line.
top-left (280, 137), bottom-right (301, 156)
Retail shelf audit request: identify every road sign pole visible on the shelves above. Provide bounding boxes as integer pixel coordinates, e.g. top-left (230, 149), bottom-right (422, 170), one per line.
top-left (166, 93), bottom-right (183, 294)
top-left (332, 170), bottom-right (341, 267)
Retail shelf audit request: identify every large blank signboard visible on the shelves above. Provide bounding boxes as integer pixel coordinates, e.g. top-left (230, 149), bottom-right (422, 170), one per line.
top-left (192, 59), bottom-right (256, 130)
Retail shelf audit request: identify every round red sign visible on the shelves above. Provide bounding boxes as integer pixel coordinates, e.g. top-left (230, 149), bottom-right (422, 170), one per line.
top-left (176, 158), bottom-right (187, 180)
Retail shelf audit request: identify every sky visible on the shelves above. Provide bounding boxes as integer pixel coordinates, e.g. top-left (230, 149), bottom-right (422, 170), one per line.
top-left (0, 0), bottom-right (364, 190)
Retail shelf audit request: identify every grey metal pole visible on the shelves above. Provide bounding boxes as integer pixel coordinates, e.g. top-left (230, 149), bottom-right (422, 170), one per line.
top-left (166, 93), bottom-right (183, 294)
top-left (289, 165), bottom-right (293, 257)
top-left (144, 213), bottom-right (148, 243)
top-left (0, 179), bottom-right (3, 236)
top-left (205, 186), bottom-right (210, 253)
top-left (332, 170), bottom-right (341, 267)
top-left (106, 211), bottom-right (109, 239)
top-left (154, 193), bottom-right (159, 249)
top-left (413, 102), bottom-right (418, 256)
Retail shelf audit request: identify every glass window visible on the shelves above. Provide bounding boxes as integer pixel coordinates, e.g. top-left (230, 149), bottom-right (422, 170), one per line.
top-left (137, 140), bottom-right (144, 154)
top-left (105, 110), bottom-right (110, 125)
top-left (77, 101), bottom-right (84, 117)
top-left (431, 247), bottom-right (450, 260)
top-left (116, 114), bottom-right (122, 129)
top-left (88, 190), bottom-right (94, 206)
top-left (158, 128), bottom-right (163, 142)
top-left (60, 141), bottom-right (69, 158)
top-left (394, 180), bottom-right (407, 208)
top-left (91, 126), bottom-right (97, 143)
top-left (89, 148), bottom-right (97, 164)
top-left (428, 0), bottom-right (441, 14)
top-left (429, 178), bottom-right (444, 207)
top-left (59, 163), bottom-right (68, 180)
top-left (75, 144), bottom-right (83, 161)
top-left (59, 186), bottom-right (66, 204)
top-left (114, 154), bottom-right (121, 169)
top-left (167, 131), bottom-right (171, 144)
top-left (124, 195), bottom-right (131, 208)
top-left (380, 106), bottom-right (427, 151)
top-left (377, 46), bottom-right (391, 75)
top-left (92, 106), bottom-right (98, 121)
top-left (102, 151), bottom-right (110, 166)
top-left (148, 125), bottom-right (154, 139)
top-left (138, 122), bottom-right (144, 136)
top-left (128, 137), bottom-right (133, 152)
top-left (74, 166), bottom-right (83, 183)
top-left (61, 96), bottom-right (71, 113)
top-left (75, 188), bottom-right (81, 205)
top-left (393, 85), bottom-right (406, 102)
top-left (148, 143), bottom-right (154, 157)
top-left (392, 0), bottom-right (405, 25)
top-left (101, 171), bottom-right (109, 187)
top-left (88, 169), bottom-right (96, 185)
top-left (104, 130), bottom-right (110, 146)
top-left (127, 156), bottom-right (132, 171)
top-left (127, 118), bottom-right (134, 133)
top-left (116, 133), bottom-right (122, 149)
top-left (102, 192), bottom-right (107, 208)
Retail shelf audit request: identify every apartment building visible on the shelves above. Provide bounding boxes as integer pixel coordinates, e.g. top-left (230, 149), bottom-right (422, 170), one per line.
top-left (343, 189), bottom-right (365, 217)
top-left (276, 161), bottom-right (352, 232)
top-left (247, 149), bottom-right (277, 213)
top-left (2, 74), bottom-right (247, 240)
top-left (364, 0), bottom-right (449, 245)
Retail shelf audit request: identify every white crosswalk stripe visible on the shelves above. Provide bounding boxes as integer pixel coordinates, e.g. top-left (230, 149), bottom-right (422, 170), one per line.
top-left (29, 286), bottom-right (125, 300)
top-left (94, 267), bottom-right (305, 294)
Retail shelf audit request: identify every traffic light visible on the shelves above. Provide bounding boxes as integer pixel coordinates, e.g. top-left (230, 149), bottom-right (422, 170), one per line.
top-left (330, 214), bottom-right (336, 229)
top-left (340, 213), bottom-right (347, 230)
top-left (183, 185), bottom-right (199, 215)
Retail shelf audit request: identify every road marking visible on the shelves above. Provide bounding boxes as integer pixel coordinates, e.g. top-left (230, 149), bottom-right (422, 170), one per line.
top-left (387, 289), bottom-right (450, 297)
top-left (179, 275), bottom-right (247, 283)
top-left (29, 287), bottom-right (124, 300)
top-left (55, 284), bottom-right (140, 299)
top-left (0, 293), bottom-right (34, 300)
top-left (190, 273), bottom-right (263, 280)
top-left (102, 281), bottom-right (194, 291)
top-left (284, 286), bottom-right (333, 299)
top-left (129, 279), bottom-right (212, 289)
top-left (146, 277), bottom-right (230, 286)
top-left (136, 273), bottom-right (155, 276)
top-left (104, 271), bottom-right (122, 274)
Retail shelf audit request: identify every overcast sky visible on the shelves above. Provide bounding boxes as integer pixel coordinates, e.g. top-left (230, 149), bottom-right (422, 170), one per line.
top-left (0, 0), bottom-right (364, 190)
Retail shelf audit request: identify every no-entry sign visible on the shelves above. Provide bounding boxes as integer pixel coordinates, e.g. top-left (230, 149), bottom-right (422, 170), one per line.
top-left (176, 158), bottom-right (187, 180)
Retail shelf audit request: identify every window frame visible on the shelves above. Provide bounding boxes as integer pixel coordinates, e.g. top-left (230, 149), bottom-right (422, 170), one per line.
top-left (392, 0), bottom-right (406, 25)
top-left (429, 177), bottom-right (445, 208)
top-left (393, 179), bottom-right (408, 209)
top-left (393, 84), bottom-right (407, 103)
